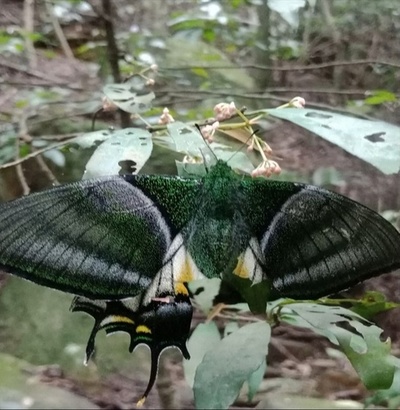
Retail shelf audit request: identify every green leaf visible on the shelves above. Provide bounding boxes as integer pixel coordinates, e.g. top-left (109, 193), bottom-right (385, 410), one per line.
top-left (247, 359), bottom-right (266, 401)
top-left (366, 367), bottom-right (400, 408)
top-left (224, 272), bottom-right (271, 314)
top-left (210, 142), bottom-right (255, 174)
top-left (82, 128), bottom-right (153, 179)
top-left (103, 82), bottom-right (155, 114)
top-left (194, 321), bottom-right (271, 409)
top-left (0, 127), bottom-right (16, 165)
top-left (183, 322), bottom-right (221, 388)
top-left (364, 90), bottom-right (397, 105)
top-left (167, 122), bottom-right (207, 157)
top-left (71, 129), bottom-right (114, 149)
top-left (351, 291), bottom-right (400, 319)
top-left (335, 321), bottom-right (394, 390)
top-left (263, 108), bottom-right (400, 175)
top-left (175, 160), bottom-right (207, 177)
top-left (280, 302), bottom-right (395, 389)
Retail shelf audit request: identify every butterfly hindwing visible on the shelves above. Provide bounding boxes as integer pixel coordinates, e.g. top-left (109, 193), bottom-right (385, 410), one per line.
top-left (0, 175), bottom-right (200, 299)
top-left (71, 292), bottom-right (192, 404)
top-left (239, 178), bottom-right (400, 299)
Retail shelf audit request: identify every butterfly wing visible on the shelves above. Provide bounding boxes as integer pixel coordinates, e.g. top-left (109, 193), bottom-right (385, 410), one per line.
top-left (0, 175), bottom-right (200, 299)
top-left (239, 179), bottom-right (400, 300)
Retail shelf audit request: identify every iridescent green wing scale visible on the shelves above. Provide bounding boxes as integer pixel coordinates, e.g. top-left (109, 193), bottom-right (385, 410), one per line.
top-left (239, 178), bottom-right (400, 300)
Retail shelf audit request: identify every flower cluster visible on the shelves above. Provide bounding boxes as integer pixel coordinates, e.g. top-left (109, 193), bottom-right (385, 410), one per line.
top-left (251, 160), bottom-right (281, 178)
top-left (214, 101), bottom-right (236, 121)
top-left (200, 121), bottom-right (220, 142)
top-left (158, 107), bottom-right (175, 124)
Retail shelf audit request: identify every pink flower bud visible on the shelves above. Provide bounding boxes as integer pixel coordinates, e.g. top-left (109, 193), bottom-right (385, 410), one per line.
top-left (102, 96), bottom-right (118, 112)
top-left (158, 107), bottom-right (175, 124)
top-left (290, 96), bottom-right (306, 108)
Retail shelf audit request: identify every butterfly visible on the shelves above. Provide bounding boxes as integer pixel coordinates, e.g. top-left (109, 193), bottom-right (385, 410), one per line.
top-left (1, 159), bottom-right (400, 405)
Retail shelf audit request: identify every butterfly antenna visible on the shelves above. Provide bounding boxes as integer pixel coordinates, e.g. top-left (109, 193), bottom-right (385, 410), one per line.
top-left (225, 129), bottom-right (258, 166)
top-left (194, 123), bottom-right (218, 164)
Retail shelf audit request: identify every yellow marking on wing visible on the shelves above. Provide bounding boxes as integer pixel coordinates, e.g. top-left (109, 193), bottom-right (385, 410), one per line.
top-left (136, 325), bottom-right (152, 334)
top-left (233, 254), bottom-right (249, 279)
top-left (175, 282), bottom-right (189, 296)
top-left (112, 315), bottom-right (135, 324)
top-left (176, 255), bottom-right (195, 283)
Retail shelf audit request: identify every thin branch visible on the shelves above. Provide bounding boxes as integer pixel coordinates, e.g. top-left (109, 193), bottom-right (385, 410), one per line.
top-left (161, 59), bottom-right (400, 72)
top-left (0, 140), bottom-right (71, 170)
top-left (101, 0), bottom-right (131, 128)
top-left (45, 0), bottom-right (76, 62)
top-left (0, 60), bottom-right (71, 84)
top-left (23, 0), bottom-right (38, 69)
top-left (33, 154), bottom-right (60, 186)
top-left (160, 87), bottom-right (372, 96)
top-left (15, 114), bottom-right (31, 195)
top-left (0, 80), bottom-right (86, 91)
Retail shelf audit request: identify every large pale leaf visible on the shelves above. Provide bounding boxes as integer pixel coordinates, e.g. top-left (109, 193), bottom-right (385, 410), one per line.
top-left (82, 128), bottom-right (153, 179)
top-left (263, 108), bottom-right (400, 175)
top-left (183, 322), bottom-right (221, 388)
top-left (71, 129), bottom-right (114, 149)
top-left (194, 321), bottom-right (270, 409)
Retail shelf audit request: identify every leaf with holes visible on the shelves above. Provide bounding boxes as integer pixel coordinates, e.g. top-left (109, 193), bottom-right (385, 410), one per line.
top-left (82, 128), bottom-right (153, 179)
top-left (103, 82), bottom-right (155, 114)
top-left (167, 122), bottom-right (207, 158)
top-left (261, 108), bottom-right (400, 175)
top-left (280, 302), bottom-right (395, 389)
top-left (71, 129), bottom-right (114, 149)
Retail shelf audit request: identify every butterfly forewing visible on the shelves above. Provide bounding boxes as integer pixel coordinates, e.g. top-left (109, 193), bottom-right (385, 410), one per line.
top-left (0, 175), bottom-right (198, 299)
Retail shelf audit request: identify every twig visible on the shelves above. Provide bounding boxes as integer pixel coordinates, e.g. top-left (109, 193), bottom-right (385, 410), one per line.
top-left (16, 114), bottom-right (31, 195)
top-left (1, 80), bottom-right (86, 91)
top-left (0, 60), bottom-right (68, 84)
top-left (23, 0), bottom-right (37, 69)
top-left (0, 140), bottom-right (71, 170)
top-left (101, 0), bottom-right (131, 128)
top-left (45, 0), bottom-right (76, 62)
top-left (160, 87), bottom-right (373, 96)
top-left (269, 338), bottom-right (300, 363)
top-left (161, 59), bottom-right (400, 72)
top-left (33, 154), bottom-right (60, 186)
